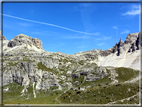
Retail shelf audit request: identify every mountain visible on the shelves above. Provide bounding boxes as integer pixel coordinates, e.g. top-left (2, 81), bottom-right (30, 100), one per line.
top-left (74, 32), bottom-right (141, 70)
top-left (2, 31), bottom-right (141, 104)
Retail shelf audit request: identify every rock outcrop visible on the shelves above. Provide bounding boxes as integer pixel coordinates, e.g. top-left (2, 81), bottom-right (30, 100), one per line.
top-left (124, 33), bottom-right (139, 44)
top-left (74, 31), bottom-right (141, 70)
top-left (7, 34), bottom-right (43, 49)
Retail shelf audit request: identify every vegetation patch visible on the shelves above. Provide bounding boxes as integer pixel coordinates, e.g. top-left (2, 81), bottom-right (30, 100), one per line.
top-left (7, 62), bottom-right (18, 66)
top-left (3, 82), bottom-right (24, 103)
top-left (115, 67), bottom-right (139, 82)
top-left (37, 62), bottom-right (50, 71)
top-left (58, 82), bottom-right (139, 104)
top-left (3, 82), bottom-right (64, 104)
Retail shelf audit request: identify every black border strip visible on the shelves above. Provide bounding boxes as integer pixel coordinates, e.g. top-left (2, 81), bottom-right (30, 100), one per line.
top-left (1, 1), bottom-right (3, 107)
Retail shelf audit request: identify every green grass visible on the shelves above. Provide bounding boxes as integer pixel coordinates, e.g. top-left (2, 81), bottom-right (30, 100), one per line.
top-left (3, 82), bottom-right (24, 103)
top-left (37, 62), bottom-right (59, 75)
top-left (37, 62), bottom-right (50, 71)
top-left (7, 62), bottom-right (18, 66)
top-left (115, 67), bottom-right (139, 82)
top-left (3, 90), bottom-right (61, 104)
top-left (114, 94), bottom-right (139, 104)
top-left (58, 82), bottom-right (139, 104)
top-left (3, 82), bottom-right (63, 104)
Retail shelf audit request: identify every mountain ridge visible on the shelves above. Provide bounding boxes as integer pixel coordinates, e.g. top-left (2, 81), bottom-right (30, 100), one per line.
top-left (2, 31), bottom-right (141, 104)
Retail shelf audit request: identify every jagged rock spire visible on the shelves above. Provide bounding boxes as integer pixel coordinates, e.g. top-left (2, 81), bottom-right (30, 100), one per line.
top-left (119, 38), bottom-right (123, 43)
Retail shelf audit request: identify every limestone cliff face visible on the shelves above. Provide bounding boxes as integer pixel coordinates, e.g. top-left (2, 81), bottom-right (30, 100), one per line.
top-left (7, 34), bottom-right (43, 49)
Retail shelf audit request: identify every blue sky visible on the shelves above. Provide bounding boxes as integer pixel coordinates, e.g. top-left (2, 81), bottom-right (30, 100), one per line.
top-left (3, 3), bottom-right (140, 54)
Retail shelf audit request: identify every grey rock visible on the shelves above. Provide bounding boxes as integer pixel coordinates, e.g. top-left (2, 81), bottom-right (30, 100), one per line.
top-left (7, 34), bottom-right (43, 49)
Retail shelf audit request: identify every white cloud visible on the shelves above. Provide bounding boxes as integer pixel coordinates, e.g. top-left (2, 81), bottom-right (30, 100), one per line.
top-left (112, 26), bottom-right (117, 29)
top-left (122, 4), bottom-right (140, 16)
top-left (123, 10), bottom-right (139, 16)
top-left (3, 14), bottom-right (99, 36)
top-left (120, 30), bottom-right (130, 34)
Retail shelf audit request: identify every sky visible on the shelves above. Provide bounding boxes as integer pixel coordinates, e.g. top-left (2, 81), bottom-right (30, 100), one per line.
top-left (2, 2), bottom-right (140, 54)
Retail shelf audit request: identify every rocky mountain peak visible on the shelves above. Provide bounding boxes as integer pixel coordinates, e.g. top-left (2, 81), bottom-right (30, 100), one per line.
top-left (7, 34), bottom-right (43, 49)
top-left (14, 34), bottom-right (29, 39)
top-left (124, 33), bottom-right (139, 44)
top-left (119, 39), bottom-right (123, 43)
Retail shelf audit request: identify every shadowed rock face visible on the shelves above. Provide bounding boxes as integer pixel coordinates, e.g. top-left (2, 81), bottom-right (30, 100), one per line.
top-left (7, 34), bottom-right (43, 49)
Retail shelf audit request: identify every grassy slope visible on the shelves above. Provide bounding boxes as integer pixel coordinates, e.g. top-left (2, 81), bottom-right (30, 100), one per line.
top-left (115, 67), bottom-right (139, 82)
top-left (58, 82), bottom-right (139, 104)
top-left (3, 82), bottom-right (63, 104)
top-left (58, 67), bottom-right (140, 104)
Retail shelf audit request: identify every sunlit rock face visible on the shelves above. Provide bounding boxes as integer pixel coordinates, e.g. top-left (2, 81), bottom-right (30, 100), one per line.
top-left (74, 32), bottom-right (141, 70)
top-left (7, 34), bottom-right (43, 49)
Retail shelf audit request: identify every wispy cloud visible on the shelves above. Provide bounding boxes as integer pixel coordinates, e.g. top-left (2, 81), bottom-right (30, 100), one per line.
top-left (18, 22), bottom-right (33, 27)
top-left (63, 35), bottom-right (90, 39)
top-left (112, 26), bottom-right (117, 29)
top-left (55, 43), bottom-right (65, 48)
top-left (77, 45), bottom-right (88, 49)
top-left (3, 14), bottom-right (99, 36)
top-left (97, 42), bottom-right (105, 46)
top-left (96, 36), bottom-right (111, 40)
top-left (31, 31), bottom-right (52, 36)
top-left (103, 36), bottom-right (111, 40)
top-left (120, 30), bottom-right (130, 34)
top-left (112, 26), bottom-right (118, 37)
top-left (122, 4), bottom-right (140, 16)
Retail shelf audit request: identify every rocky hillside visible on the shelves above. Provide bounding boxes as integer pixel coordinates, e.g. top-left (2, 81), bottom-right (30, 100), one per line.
top-left (74, 31), bottom-right (141, 70)
top-left (2, 31), bottom-right (141, 104)
top-left (3, 34), bottom-right (44, 53)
